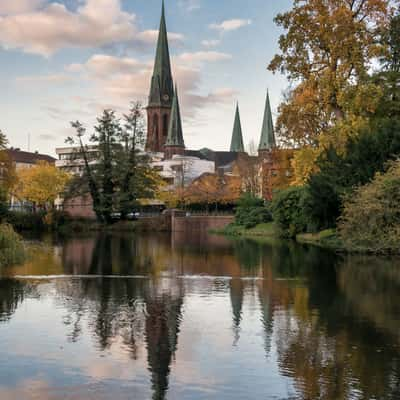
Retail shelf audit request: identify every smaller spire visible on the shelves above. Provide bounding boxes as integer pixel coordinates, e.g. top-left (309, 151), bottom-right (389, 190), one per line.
top-left (165, 86), bottom-right (185, 148)
top-left (230, 103), bottom-right (245, 152)
top-left (259, 90), bottom-right (276, 151)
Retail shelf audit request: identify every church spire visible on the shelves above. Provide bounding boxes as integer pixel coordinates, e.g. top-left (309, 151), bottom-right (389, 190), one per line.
top-left (230, 103), bottom-right (245, 153)
top-left (258, 91), bottom-right (276, 151)
top-left (148, 0), bottom-right (174, 107)
top-left (164, 87), bottom-right (185, 157)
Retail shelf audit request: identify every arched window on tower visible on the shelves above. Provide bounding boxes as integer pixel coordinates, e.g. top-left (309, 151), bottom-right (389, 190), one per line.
top-left (163, 114), bottom-right (169, 138)
top-left (152, 114), bottom-right (159, 146)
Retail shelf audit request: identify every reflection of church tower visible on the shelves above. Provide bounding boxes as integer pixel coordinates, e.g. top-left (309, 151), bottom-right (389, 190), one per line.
top-left (146, 1), bottom-right (174, 153)
top-left (230, 278), bottom-right (244, 345)
top-left (145, 282), bottom-right (184, 400)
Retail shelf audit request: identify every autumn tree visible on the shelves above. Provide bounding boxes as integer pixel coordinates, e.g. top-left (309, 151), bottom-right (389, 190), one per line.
top-left (15, 161), bottom-right (70, 211)
top-left (185, 173), bottom-right (241, 212)
top-left (269, 0), bottom-right (396, 182)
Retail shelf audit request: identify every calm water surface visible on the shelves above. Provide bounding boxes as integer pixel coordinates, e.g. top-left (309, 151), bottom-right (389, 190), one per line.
top-left (0, 232), bottom-right (399, 400)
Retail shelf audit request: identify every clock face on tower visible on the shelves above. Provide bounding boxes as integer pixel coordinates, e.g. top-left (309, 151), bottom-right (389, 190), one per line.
top-left (163, 94), bottom-right (170, 101)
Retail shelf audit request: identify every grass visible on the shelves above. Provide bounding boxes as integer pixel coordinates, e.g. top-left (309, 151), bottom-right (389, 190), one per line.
top-left (213, 222), bottom-right (277, 237)
top-left (296, 229), bottom-right (345, 251)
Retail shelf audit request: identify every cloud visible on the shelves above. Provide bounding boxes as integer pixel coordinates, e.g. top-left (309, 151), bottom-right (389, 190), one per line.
top-left (178, 0), bottom-right (201, 12)
top-left (201, 39), bottom-right (220, 48)
top-left (0, 0), bottom-right (183, 56)
top-left (0, 0), bottom-right (45, 15)
top-left (175, 51), bottom-right (231, 65)
top-left (209, 19), bottom-right (252, 33)
top-left (16, 73), bottom-right (73, 84)
top-left (65, 53), bottom-right (236, 119)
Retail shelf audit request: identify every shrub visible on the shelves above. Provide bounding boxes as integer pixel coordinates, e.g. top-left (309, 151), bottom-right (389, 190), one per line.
top-left (271, 186), bottom-right (313, 238)
top-left (338, 160), bottom-right (400, 253)
top-left (308, 118), bottom-right (400, 230)
top-left (0, 224), bottom-right (25, 267)
top-left (234, 193), bottom-right (272, 229)
top-left (6, 211), bottom-right (46, 231)
top-left (235, 206), bottom-right (272, 229)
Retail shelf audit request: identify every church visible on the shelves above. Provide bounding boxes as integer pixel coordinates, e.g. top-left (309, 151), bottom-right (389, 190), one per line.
top-left (146, 2), bottom-right (280, 194)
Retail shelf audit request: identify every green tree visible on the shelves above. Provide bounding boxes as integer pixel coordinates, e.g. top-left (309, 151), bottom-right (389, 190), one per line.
top-left (68, 103), bottom-right (161, 223)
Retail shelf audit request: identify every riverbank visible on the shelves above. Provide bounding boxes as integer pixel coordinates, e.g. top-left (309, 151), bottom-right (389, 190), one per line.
top-left (215, 223), bottom-right (348, 252)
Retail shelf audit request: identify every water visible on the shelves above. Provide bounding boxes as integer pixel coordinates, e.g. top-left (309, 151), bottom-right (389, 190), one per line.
top-left (0, 232), bottom-right (399, 400)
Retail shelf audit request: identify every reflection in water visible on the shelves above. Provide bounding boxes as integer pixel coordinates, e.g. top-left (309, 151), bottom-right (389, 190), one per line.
top-left (0, 233), bottom-right (399, 400)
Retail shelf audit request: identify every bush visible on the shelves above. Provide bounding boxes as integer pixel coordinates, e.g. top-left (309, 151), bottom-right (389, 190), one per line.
top-left (5, 211), bottom-right (46, 231)
top-left (0, 224), bottom-right (25, 267)
top-left (235, 206), bottom-right (272, 229)
top-left (271, 186), bottom-right (313, 238)
top-left (234, 194), bottom-right (272, 229)
top-left (338, 160), bottom-right (400, 253)
top-left (308, 118), bottom-right (400, 229)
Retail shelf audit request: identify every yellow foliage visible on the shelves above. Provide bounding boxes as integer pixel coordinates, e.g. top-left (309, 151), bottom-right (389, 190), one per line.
top-left (290, 147), bottom-right (321, 186)
top-left (15, 162), bottom-right (70, 209)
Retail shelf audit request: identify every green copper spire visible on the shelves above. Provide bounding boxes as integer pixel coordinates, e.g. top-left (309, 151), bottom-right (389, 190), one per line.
top-left (148, 1), bottom-right (174, 107)
top-left (259, 91), bottom-right (276, 151)
top-left (165, 87), bottom-right (185, 147)
top-left (230, 103), bottom-right (245, 152)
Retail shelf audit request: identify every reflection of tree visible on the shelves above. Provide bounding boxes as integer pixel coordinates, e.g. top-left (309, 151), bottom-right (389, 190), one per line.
top-left (0, 279), bottom-right (35, 322)
top-left (272, 252), bottom-right (400, 400)
top-left (230, 278), bottom-right (244, 345)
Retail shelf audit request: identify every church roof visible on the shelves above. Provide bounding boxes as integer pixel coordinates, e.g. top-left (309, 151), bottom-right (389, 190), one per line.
top-left (165, 88), bottom-right (185, 147)
top-left (230, 103), bottom-right (245, 153)
top-left (148, 1), bottom-right (174, 108)
top-left (259, 91), bottom-right (276, 151)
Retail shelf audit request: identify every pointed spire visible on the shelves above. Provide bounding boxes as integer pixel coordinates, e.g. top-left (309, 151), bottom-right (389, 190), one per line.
top-left (259, 91), bottom-right (276, 151)
top-left (148, 1), bottom-right (174, 107)
top-left (165, 87), bottom-right (185, 147)
top-left (230, 103), bottom-right (245, 152)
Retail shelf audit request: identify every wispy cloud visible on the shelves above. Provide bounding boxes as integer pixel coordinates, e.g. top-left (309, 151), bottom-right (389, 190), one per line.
top-left (201, 39), bottom-right (221, 48)
top-left (178, 0), bottom-right (201, 12)
top-left (0, 0), bottom-right (45, 15)
top-left (209, 19), bottom-right (252, 33)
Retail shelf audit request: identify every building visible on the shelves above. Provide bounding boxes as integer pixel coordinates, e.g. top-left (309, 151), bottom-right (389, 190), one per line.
top-left (5, 148), bottom-right (55, 170)
top-left (3, 148), bottom-right (56, 211)
top-left (55, 146), bottom-right (99, 175)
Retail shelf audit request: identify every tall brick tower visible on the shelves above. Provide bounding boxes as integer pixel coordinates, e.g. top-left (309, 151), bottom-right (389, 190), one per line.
top-left (146, 1), bottom-right (174, 153)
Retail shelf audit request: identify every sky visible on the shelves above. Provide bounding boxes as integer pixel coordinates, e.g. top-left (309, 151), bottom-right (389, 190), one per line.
top-left (0, 0), bottom-right (293, 156)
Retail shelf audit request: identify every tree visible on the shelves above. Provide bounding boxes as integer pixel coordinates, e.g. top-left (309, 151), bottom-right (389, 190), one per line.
top-left (307, 117), bottom-right (400, 229)
top-left (0, 130), bottom-right (7, 150)
top-left (15, 161), bottom-right (70, 211)
top-left (68, 103), bottom-right (162, 223)
top-left (185, 173), bottom-right (241, 212)
top-left (269, 0), bottom-right (396, 182)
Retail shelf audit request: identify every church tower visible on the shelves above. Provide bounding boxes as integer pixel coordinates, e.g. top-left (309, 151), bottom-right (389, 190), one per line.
top-left (230, 103), bottom-right (245, 153)
top-left (258, 91), bottom-right (276, 159)
top-left (146, 1), bottom-right (174, 153)
top-left (164, 87), bottom-right (185, 159)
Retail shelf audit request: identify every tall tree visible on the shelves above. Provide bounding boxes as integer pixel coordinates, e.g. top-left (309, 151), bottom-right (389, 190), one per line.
top-left (69, 104), bottom-right (162, 223)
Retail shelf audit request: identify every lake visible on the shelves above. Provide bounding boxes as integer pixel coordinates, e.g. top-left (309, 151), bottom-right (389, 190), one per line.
top-left (0, 232), bottom-right (399, 400)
